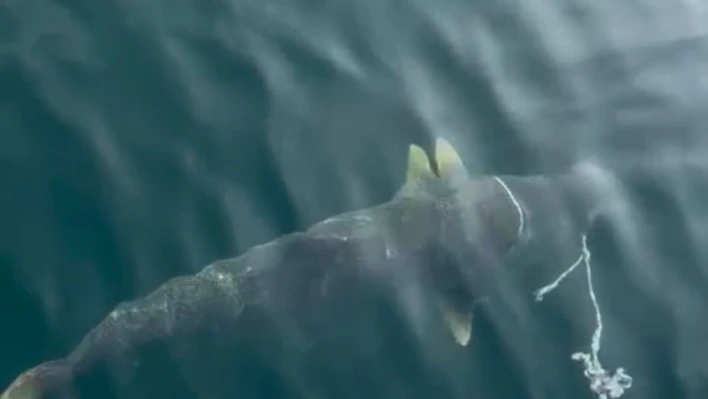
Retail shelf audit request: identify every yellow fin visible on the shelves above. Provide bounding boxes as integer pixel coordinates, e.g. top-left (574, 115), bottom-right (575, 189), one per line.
top-left (406, 144), bottom-right (434, 183)
top-left (439, 302), bottom-right (473, 346)
top-left (434, 137), bottom-right (468, 182)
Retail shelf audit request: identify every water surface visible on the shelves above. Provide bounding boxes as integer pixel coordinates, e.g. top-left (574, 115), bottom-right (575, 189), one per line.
top-left (2, 0), bottom-right (708, 398)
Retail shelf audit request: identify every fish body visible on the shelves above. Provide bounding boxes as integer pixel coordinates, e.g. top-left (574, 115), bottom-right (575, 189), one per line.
top-left (1, 139), bottom-right (596, 399)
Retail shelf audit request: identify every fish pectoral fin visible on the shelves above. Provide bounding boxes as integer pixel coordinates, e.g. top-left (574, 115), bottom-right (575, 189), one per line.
top-left (434, 137), bottom-right (469, 183)
top-left (439, 301), bottom-right (473, 347)
top-left (406, 144), bottom-right (435, 183)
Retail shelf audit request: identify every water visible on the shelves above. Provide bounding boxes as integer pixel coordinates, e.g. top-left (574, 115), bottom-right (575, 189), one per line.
top-left (2, 0), bottom-right (708, 398)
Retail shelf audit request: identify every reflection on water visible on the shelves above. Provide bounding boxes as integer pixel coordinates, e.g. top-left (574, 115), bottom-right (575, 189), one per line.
top-left (2, 0), bottom-right (708, 397)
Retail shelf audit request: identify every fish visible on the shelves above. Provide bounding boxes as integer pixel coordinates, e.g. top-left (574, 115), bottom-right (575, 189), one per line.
top-left (1, 138), bottom-right (600, 399)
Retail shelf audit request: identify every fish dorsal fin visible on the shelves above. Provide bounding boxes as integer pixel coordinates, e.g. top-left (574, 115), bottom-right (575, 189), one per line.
top-left (439, 300), bottom-right (473, 346)
top-left (406, 144), bottom-right (435, 183)
top-left (434, 137), bottom-right (469, 184)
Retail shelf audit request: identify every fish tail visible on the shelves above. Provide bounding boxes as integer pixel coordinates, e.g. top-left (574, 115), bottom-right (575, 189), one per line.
top-left (1, 360), bottom-right (73, 399)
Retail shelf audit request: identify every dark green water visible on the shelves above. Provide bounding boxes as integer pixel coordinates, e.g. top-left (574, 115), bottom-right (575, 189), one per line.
top-left (3, 0), bottom-right (708, 398)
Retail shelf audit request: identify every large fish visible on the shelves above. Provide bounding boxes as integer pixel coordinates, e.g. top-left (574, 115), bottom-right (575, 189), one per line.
top-left (1, 138), bottom-right (600, 399)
